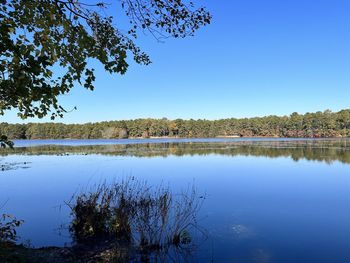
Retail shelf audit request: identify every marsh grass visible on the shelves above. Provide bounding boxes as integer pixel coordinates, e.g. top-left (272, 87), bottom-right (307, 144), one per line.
top-left (66, 178), bottom-right (206, 261)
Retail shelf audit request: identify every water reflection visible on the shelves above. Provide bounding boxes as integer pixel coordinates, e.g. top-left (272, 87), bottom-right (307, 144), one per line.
top-left (1, 139), bottom-right (350, 262)
top-left (2, 139), bottom-right (350, 165)
top-left (1, 178), bottom-right (206, 263)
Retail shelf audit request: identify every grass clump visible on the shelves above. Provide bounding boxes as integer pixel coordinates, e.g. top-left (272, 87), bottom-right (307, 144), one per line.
top-left (67, 178), bottom-right (205, 260)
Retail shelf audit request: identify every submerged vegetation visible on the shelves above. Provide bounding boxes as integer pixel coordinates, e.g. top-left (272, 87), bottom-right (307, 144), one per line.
top-left (2, 109), bottom-right (350, 140)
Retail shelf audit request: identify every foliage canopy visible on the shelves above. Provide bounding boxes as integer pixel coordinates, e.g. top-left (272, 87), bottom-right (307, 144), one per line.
top-left (0, 0), bottom-right (211, 119)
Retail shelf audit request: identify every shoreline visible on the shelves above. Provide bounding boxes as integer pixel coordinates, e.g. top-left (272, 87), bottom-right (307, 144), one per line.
top-left (0, 242), bottom-right (128, 263)
top-left (11, 134), bottom-right (346, 141)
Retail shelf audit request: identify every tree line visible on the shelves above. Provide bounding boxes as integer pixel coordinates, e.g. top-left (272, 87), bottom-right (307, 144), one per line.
top-left (1, 109), bottom-right (350, 140)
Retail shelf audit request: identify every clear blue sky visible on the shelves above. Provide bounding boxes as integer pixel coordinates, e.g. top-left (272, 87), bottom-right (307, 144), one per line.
top-left (3, 0), bottom-right (350, 123)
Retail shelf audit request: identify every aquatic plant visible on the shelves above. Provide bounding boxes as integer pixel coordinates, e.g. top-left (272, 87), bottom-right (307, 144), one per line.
top-left (67, 178), bottom-right (206, 260)
top-left (0, 213), bottom-right (23, 243)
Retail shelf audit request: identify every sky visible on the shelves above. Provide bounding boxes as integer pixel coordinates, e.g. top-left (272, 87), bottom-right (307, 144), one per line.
top-left (2, 0), bottom-right (350, 124)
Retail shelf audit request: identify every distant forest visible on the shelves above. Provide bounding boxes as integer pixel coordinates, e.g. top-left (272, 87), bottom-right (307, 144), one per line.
top-left (2, 109), bottom-right (350, 140)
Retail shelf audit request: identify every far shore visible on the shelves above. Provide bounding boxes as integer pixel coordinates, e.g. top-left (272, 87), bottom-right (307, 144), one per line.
top-left (11, 135), bottom-right (346, 141)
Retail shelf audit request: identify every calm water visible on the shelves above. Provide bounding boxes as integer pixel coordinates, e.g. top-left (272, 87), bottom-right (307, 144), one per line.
top-left (1, 138), bottom-right (350, 262)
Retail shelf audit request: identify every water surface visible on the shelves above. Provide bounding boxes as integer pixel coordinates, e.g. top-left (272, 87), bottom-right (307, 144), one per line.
top-left (1, 138), bottom-right (350, 262)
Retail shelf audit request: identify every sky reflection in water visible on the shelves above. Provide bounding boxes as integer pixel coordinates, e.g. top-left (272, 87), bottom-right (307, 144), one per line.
top-left (1, 139), bottom-right (350, 262)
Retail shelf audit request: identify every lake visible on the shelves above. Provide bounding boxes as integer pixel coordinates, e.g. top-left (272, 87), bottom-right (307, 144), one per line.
top-left (1, 138), bottom-right (350, 262)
